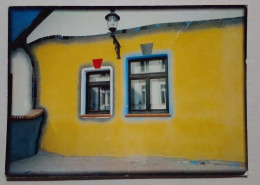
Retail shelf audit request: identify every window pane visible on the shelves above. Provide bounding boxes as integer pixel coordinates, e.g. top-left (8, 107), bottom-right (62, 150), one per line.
top-left (100, 86), bottom-right (110, 111)
top-left (131, 79), bottom-right (146, 110)
top-left (130, 60), bottom-right (165, 74)
top-left (89, 72), bottom-right (110, 82)
top-left (150, 78), bottom-right (166, 110)
top-left (88, 87), bottom-right (99, 111)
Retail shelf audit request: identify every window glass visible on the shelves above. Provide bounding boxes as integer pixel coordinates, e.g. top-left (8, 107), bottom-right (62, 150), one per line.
top-left (131, 79), bottom-right (146, 110)
top-left (130, 60), bottom-right (165, 74)
top-left (89, 72), bottom-right (110, 82)
top-left (100, 86), bottom-right (110, 111)
top-left (86, 71), bottom-right (110, 113)
top-left (150, 78), bottom-right (166, 110)
top-left (88, 87), bottom-right (99, 111)
top-left (161, 84), bottom-right (166, 104)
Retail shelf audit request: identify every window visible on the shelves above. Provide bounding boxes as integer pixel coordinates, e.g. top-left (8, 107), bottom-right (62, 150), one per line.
top-left (127, 56), bottom-right (170, 116)
top-left (87, 71), bottom-right (110, 113)
top-left (81, 67), bottom-right (113, 118)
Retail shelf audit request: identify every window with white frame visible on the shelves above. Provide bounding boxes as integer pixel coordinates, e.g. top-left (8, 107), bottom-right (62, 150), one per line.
top-left (81, 67), bottom-right (113, 117)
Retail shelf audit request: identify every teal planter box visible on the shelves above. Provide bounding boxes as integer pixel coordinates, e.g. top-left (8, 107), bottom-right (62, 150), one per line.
top-left (7, 110), bottom-right (45, 162)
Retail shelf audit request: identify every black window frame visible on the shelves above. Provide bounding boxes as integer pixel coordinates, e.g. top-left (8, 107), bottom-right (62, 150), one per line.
top-left (85, 71), bottom-right (110, 114)
top-left (128, 56), bottom-right (169, 114)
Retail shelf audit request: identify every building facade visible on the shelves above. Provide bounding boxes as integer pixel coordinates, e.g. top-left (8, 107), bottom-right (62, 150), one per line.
top-left (10, 8), bottom-right (246, 163)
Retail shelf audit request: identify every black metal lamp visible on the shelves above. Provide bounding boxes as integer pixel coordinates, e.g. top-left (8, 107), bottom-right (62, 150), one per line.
top-left (105, 9), bottom-right (121, 59)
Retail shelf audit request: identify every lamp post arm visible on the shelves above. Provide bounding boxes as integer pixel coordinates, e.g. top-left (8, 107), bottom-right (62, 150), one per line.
top-left (111, 33), bottom-right (121, 59)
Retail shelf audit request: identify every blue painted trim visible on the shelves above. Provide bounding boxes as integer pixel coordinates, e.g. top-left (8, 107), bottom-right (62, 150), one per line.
top-left (124, 57), bottom-right (129, 115)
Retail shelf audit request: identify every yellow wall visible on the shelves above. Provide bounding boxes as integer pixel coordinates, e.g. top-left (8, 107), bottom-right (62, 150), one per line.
top-left (32, 22), bottom-right (246, 162)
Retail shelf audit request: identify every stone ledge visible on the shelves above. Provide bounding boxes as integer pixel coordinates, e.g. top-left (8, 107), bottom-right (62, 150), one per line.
top-left (11, 109), bottom-right (44, 120)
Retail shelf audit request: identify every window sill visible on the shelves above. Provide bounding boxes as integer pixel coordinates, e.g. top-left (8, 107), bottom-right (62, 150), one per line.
top-left (81, 114), bottom-right (111, 118)
top-left (125, 113), bottom-right (171, 117)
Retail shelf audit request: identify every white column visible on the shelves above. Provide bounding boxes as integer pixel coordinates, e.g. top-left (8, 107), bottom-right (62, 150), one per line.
top-left (11, 48), bottom-right (33, 115)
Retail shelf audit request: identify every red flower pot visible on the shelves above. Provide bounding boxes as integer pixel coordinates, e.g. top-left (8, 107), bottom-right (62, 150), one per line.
top-left (92, 58), bottom-right (103, 69)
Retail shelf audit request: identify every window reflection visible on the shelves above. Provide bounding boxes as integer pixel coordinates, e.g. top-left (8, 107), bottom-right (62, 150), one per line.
top-left (89, 72), bottom-right (110, 82)
top-left (161, 84), bottom-right (166, 104)
top-left (100, 87), bottom-right (110, 111)
top-left (131, 80), bottom-right (146, 110)
top-left (150, 78), bottom-right (166, 110)
top-left (88, 87), bottom-right (99, 111)
top-left (131, 60), bottom-right (165, 74)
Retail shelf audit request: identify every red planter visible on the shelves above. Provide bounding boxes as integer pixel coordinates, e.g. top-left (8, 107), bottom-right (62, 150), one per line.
top-left (92, 58), bottom-right (103, 69)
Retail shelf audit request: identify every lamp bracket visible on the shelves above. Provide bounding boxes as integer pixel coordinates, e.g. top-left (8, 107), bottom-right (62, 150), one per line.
top-left (111, 33), bottom-right (121, 59)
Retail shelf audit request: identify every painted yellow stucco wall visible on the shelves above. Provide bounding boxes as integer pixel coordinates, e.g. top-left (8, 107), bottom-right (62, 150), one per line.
top-left (32, 22), bottom-right (246, 162)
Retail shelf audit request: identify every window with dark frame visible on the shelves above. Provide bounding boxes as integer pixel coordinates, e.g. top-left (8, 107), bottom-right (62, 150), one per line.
top-left (128, 56), bottom-right (169, 114)
top-left (86, 71), bottom-right (110, 114)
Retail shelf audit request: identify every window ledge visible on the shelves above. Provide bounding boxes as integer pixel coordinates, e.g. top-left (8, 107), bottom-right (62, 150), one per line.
top-left (125, 113), bottom-right (171, 117)
top-left (81, 114), bottom-right (111, 118)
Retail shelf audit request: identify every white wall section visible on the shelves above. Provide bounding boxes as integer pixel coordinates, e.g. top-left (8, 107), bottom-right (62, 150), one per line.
top-left (27, 8), bottom-right (244, 43)
top-left (11, 48), bottom-right (32, 115)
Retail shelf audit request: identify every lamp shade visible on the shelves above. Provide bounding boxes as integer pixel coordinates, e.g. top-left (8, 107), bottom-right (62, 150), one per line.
top-left (105, 10), bottom-right (120, 33)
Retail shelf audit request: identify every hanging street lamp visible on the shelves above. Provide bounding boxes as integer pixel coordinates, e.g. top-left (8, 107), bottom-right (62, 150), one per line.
top-left (105, 9), bottom-right (121, 59)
